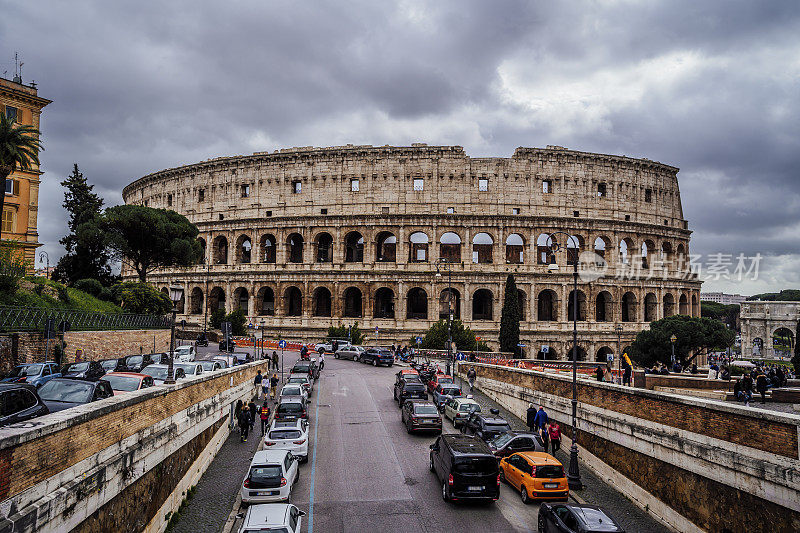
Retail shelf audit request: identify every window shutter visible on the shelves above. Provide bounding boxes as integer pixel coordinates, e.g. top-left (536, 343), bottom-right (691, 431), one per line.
top-left (13, 180), bottom-right (20, 195)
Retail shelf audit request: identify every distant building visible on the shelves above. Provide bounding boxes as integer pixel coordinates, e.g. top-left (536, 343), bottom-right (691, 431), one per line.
top-left (740, 300), bottom-right (798, 358)
top-left (35, 266), bottom-right (55, 278)
top-left (0, 74), bottom-right (51, 271)
top-left (700, 292), bottom-right (747, 305)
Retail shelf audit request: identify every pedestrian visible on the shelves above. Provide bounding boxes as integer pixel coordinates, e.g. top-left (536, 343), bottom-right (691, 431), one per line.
top-left (541, 423), bottom-right (550, 452)
top-left (261, 376), bottom-right (269, 400)
top-left (254, 370), bottom-right (263, 399)
top-left (319, 351), bottom-right (325, 372)
top-left (756, 370), bottom-right (769, 404)
top-left (235, 400), bottom-right (243, 428)
top-left (270, 373), bottom-right (279, 400)
top-left (534, 406), bottom-right (548, 431)
top-left (595, 366), bottom-right (604, 381)
top-left (549, 422), bottom-right (561, 454)
top-left (238, 405), bottom-right (250, 442)
top-left (260, 403), bottom-right (270, 434)
top-left (272, 351), bottom-right (279, 373)
top-left (467, 367), bottom-right (477, 392)
top-left (248, 401), bottom-right (257, 431)
top-left (526, 403), bottom-right (537, 432)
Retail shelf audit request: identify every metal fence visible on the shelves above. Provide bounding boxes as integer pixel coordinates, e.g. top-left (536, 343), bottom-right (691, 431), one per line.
top-left (0, 306), bottom-right (170, 333)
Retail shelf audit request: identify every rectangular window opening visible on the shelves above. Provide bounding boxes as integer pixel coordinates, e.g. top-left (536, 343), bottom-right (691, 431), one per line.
top-left (512, 207), bottom-right (520, 215)
top-left (351, 178), bottom-right (360, 192)
top-left (321, 208), bottom-right (328, 215)
top-left (167, 194), bottom-right (173, 207)
top-left (645, 188), bottom-right (652, 203)
top-left (266, 210), bottom-right (272, 217)
top-left (598, 183), bottom-right (607, 197)
top-left (447, 207), bottom-right (454, 214)
top-left (292, 180), bottom-right (302, 194)
top-left (413, 178), bottom-right (424, 191)
top-left (1, 208), bottom-right (15, 232)
top-left (381, 206), bottom-right (389, 214)
top-left (625, 214), bottom-right (631, 221)
top-left (5, 106), bottom-right (18, 122)
top-left (5, 179), bottom-right (19, 196)
top-left (241, 185), bottom-right (250, 198)
top-left (478, 178), bottom-right (488, 191)
top-left (198, 188), bottom-right (205, 202)
top-left (543, 180), bottom-right (552, 193)
top-left (573, 210), bottom-right (579, 217)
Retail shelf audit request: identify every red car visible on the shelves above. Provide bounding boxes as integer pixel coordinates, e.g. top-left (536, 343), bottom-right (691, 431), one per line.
top-left (428, 374), bottom-right (454, 393)
top-left (103, 372), bottom-right (156, 395)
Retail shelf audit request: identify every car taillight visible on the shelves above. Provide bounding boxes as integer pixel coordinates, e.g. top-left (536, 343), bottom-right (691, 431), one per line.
top-left (411, 417), bottom-right (418, 423)
top-left (17, 377), bottom-right (26, 382)
top-left (448, 474), bottom-right (454, 486)
top-left (265, 441), bottom-right (276, 446)
top-left (243, 479), bottom-right (250, 488)
top-left (280, 477), bottom-right (287, 487)
top-left (274, 413), bottom-right (280, 420)
top-left (293, 439), bottom-right (306, 445)
top-left (497, 474), bottom-right (501, 485)
top-left (302, 411), bottom-right (307, 417)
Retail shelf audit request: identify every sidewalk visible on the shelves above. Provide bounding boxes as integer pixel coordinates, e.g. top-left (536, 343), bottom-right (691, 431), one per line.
top-left (454, 375), bottom-right (672, 533)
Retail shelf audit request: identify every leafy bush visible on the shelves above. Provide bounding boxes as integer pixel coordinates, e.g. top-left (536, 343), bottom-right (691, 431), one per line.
top-left (0, 243), bottom-right (27, 294)
top-left (225, 309), bottom-right (247, 336)
top-left (113, 282), bottom-right (171, 315)
top-left (210, 308), bottom-right (226, 329)
top-left (98, 287), bottom-right (113, 301)
top-left (326, 323), bottom-right (364, 345)
top-left (74, 278), bottom-right (103, 297)
top-left (411, 319), bottom-right (484, 351)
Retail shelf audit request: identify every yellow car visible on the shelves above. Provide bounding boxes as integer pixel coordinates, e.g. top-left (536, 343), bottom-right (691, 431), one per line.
top-left (499, 451), bottom-right (568, 503)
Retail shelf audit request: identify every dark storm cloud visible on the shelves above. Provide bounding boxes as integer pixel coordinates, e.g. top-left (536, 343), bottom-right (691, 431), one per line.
top-left (1, 0), bottom-right (798, 293)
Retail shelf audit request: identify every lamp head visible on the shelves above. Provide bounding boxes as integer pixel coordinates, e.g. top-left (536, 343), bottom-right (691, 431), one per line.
top-left (169, 285), bottom-right (184, 305)
top-left (670, 334), bottom-right (677, 343)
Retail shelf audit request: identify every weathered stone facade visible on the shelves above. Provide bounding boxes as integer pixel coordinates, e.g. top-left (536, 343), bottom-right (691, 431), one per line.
top-left (122, 144), bottom-right (701, 358)
top-left (740, 300), bottom-right (799, 358)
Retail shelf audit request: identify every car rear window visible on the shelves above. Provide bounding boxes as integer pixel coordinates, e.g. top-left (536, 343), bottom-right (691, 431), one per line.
top-left (270, 430), bottom-right (302, 440)
top-left (103, 375), bottom-right (141, 391)
top-left (441, 387), bottom-right (460, 395)
top-left (459, 403), bottom-right (480, 412)
top-left (249, 465), bottom-right (282, 481)
top-left (65, 362), bottom-right (89, 372)
top-left (38, 380), bottom-right (93, 402)
top-left (278, 403), bottom-right (303, 413)
top-left (535, 465), bottom-right (564, 478)
top-left (126, 356), bottom-right (142, 366)
top-left (405, 384), bottom-right (425, 392)
top-left (573, 508), bottom-right (618, 530)
top-left (486, 423), bottom-right (510, 432)
top-left (453, 457), bottom-right (498, 474)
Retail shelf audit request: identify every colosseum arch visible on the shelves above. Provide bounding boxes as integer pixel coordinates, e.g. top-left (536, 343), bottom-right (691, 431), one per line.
top-left (257, 287), bottom-right (275, 315)
top-left (315, 232), bottom-right (333, 263)
top-left (472, 233), bottom-right (494, 264)
top-left (406, 288), bottom-right (428, 319)
top-left (596, 346), bottom-right (614, 362)
top-left (284, 286), bottom-right (303, 316)
top-left (213, 236), bottom-right (228, 264)
top-left (644, 292), bottom-right (658, 322)
top-left (376, 232), bottom-right (397, 263)
top-left (236, 235), bottom-right (252, 264)
top-left (661, 241), bottom-right (673, 265)
top-left (567, 289), bottom-right (587, 321)
top-left (536, 234), bottom-right (552, 264)
top-left (517, 289), bottom-right (527, 321)
top-left (260, 234), bottom-right (277, 263)
top-left (209, 287), bottom-right (226, 313)
top-left (691, 294), bottom-right (699, 316)
top-left (233, 287), bottom-right (249, 314)
top-left (773, 327), bottom-right (794, 356)
top-left (197, 238), bottom-right (207, 264)
top-left (619, 238), bottom-right (634, 265)
top-left (287, 234), bottom-right (304, 263)
top-left (312, 287), bottom-right (332, 317)
top-left (679, 293), bottom-right (689, 314)
top-left (343, 286), bottom-right (363, 317)
top-left (439, 288), bottom-right (461, 320)
top-left (440, 232), bottom-right (462, 263)
top-left (374, 287), bottom-right (395, 318)
top-left (641, 240), bottom-right (655, 269)
top-left (595, 290), bottom-right (612, 321)
top-left (344, 232), bottom-right (364, 263)
top-left (621, 292), bottom-right (638, 322)
top-left (409, 232), bottom-right (429, 263)
top-left (190, 287), bottom-right (203, 315)
top-left (472, 289), bottom-right (493, 320)
top-left (663, 293), bottom-right (675, 317)
top-left (566, 235), bottom-right (582, 265)
top-left (505, 234), bottom-right (525, 264)
top-left (537, 289), bottom-right (558, 321)
top-left (593, 237), bottom-right (610, 262)
top-left (566, 345), bottom-right (588, 361)
top-left (536, 346), bottom-right (558, 360)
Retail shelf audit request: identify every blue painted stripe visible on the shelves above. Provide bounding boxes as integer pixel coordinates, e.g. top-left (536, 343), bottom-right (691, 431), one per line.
top-left (308, 376), bottom-right (321, 532)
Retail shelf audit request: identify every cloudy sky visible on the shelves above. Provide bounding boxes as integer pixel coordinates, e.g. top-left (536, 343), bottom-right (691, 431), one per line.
top-left (3, 1), bottom-right (799, 295)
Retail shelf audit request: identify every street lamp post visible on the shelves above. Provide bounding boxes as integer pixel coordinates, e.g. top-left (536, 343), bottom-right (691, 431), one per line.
top-left (435, 259), bottom-right (454, 375)
top-left (615, 324), bottom-right (623, 384)
top-left (546, 231), bottom-right (583, 490)
top-left (38, 251), bottom-right (49, 278)
top-left (670, 334), bottom-right (677, 368)
top-left (203, 262), bottom-right (210, 337)
top-left (166, 284), bottom-right (184, 385)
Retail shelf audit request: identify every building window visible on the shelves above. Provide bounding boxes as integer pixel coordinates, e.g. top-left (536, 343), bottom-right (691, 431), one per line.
top-left (4, 106), bottom-right (18, 122)
top-left (573, 210), bottom-right (579, 217)
top-left (2, 208), bottom-right (15, 233)
top-left (241, 184), bottom-right (250, 198)
top-left (543, 180), bottom-right (552, 193)
top-left (413, 178), bottom-right (424, 191)
top-left (4, 179), bottom-right (19, 196)
top-left (512, 207), bottom-right (520, 215)
top-left (167, 194), bottom-right (173, 207)
top-left (478, 178), bottom-right (488, 191)
top-left (625, 214), bottom-right (631, 221)
top-left (351, 178), bottom-right (360, 192)
top-left (447, 207), bottom-right (454, 214)
top-left (598, 183), bottom-right (607, 197)
top-left (144, 200), bottom-right (148, 207)
top-left (321, 208), bottom-right (328, 214)
top-left (266, 210), bottom-right (272, 216)
top-left (292, 180), bottom-right (302, 194)
top-left (382, 206), bottom-right (389, 214)
top-left (645, 188), bottom-right (652, 203)
top-left (198, 188), bottom-right (205, 202)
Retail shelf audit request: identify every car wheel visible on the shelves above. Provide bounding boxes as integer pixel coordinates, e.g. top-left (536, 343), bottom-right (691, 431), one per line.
top-left (373, 359), bottom-right (378, 367)
top-left (442, 480), bottom-right (451, 502)
top-left (353, 356), bottom-right (358, 362)
top-left (334, 353), bottom-right (339, 359)
top-left (393, 389), bottom-right (397, 400)
top-left (538, 515), bottom-right (545, 533)
top-left (406, 422), bottom-right (412, 434)
top-left (429, 456), bottom-right (435, 472)
top-left (521, 485), bottom-right (530, 504)
top-left (388, 363), bottom-right (393, 367)
top-left (499, 469), bottom-right (506, 484)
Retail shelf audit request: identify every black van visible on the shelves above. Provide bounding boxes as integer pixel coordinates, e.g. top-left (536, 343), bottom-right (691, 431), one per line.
top-left (429, 433), bottom-right (500, 503)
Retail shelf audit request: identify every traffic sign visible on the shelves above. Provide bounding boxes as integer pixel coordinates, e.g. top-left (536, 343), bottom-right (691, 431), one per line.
top-left (375, 326), bottom-right (379, 333)
top-left (278, 340), bottom-right (287, 349)
top-left (541, 345), bottom-right (549, 353)
top-left (517, 343), bottom-right (526, 347)
top-left (415, 336), bottom-right (422, 345)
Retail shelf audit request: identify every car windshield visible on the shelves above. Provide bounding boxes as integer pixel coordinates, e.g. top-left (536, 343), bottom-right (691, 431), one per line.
top-left (199, 361), bottom-right (217, 370)
top-left (65, 362), bottom-right (89, 372)
top-left (414, 405), bottom-right (439, 415)
top-left (574, 508), bottom-right (618, 530)
top-left (100, 360), bottom-right (117, 370)
top-left (491, 433), bottom-right (514, 447)
top-left (288, 378), bottom-right (307, 384)
top-left (405, 384), bottom-right (425, 392)
top-left (38, 380), bottom-right (93, 402)
top-left (103, 375), bottom-right (141, 391)
top-left (127, 356), bottom-right (142, 366)
top-left (441, 387), bottom-right (460, 396)
top-left (454, 457), bottom-right (498, 474)
top-left (459, 403), bottom-right (481, 412)
top-left (176, 346), bottom-right (191, 354)
top-left (141, 366), bottom-right (168, 380)
top-left (485, 423), bottom-right (511, 433)
top-left (175, 364), bottom-right (197, 375)
top-left (269, 429), bottom-right (302, 440)
top-left (12, 364), bottom-right (42, 377)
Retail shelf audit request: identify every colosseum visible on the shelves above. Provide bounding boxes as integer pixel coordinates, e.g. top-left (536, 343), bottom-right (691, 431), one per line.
top-left (122, 143), bottom-right (702, 360)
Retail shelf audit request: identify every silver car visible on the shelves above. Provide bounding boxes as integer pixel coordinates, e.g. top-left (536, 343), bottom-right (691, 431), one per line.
top-left (334, 346), bottom-right (360, 361)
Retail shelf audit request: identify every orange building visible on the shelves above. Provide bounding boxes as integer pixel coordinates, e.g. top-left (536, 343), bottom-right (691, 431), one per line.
top-left (0, 75), bottom-right (51, 270)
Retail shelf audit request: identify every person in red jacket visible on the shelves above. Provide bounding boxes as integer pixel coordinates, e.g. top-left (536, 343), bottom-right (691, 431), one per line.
top-left (548, 422), bottom-right (561, 454)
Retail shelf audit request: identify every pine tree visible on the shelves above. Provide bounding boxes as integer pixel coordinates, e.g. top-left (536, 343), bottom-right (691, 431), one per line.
top-left (499, 274), bottom-right (521, 356)
top-left (52, 164), bottom-right (113, 285)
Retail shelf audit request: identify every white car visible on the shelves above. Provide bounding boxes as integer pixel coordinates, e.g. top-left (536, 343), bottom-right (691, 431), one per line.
top-left (238, 503), bottom-right (304, 533)
top-left (265, 419), bottom-right (309, 462)
top-left (174, 362), bottom-right (204, 377)
top-left (241, 450), bottom-right (299, 504)
top-left (287, 374), bottom-right (313, 394)
top-left (280, 384), bottom-right (308, 403)
top-left (173, 345), bottom-right (196, 362)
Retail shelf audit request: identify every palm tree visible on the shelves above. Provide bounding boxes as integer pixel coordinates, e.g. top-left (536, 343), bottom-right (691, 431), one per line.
top-left (0, 112), bottom-right (43, 219)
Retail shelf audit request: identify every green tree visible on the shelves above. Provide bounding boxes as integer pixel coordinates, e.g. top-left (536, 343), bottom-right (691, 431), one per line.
top-left (747, 289), bottom-right (800, 302)
top-left (52, 164), bottom-right (113, 285)
top-left (225, 309), bottom-right (247, 336)
top-left (700, 300), bottom-right (740, 329)
top-left (628, 315), bottom-right (735, 368)
top-left (326, 323), bottom-right (364, 344)
top-left (0, 113), bottom-right (43, 217)
top-left (499, 274), bottom-right (521, 356)
top-left (0, 242), bottom-right (26, 294)
top-left (411, 319), bottom-right (488, 351)
top-left (113, 282), bottom-right (171, 315)
top-left (210, 308), bottom-right (226, 329)
top-left (95, 205), bottom-right (201, 282)
top-left (793, 320), bottom-right (800, 375)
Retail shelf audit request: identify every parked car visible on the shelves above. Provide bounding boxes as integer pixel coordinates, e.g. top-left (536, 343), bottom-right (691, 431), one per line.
top-left (280, 384), bottom-right (308, 403)
top-left (219, 338), bottom-right (236, 352)
top-left (213, 355), bottom-right (236, 369)
top-left (394, 379), bottom-right (428, 406)
top-left (395, 368), bottom-right (420, 381)
top-left (287, 374), bottom-right (313, 394)
top-left (361, 348), bottom-right (393, 367)
top-left (174, 362), bottom-right (204, 377)
top-left (429, 433), bottom-right (500, 503)
top-left (195, 332), bottom-right (209, 347)
top-left (500, 451), bottom-right (568, 503)
top-left (241, 449), bottom-right (299, 504)
top-left (1, 362), bottom-right (61, 388)
top-left (140, 364), bottom-right (186, 385)
top-left (265, 418), bottom-right (309, 462)
top-left (173, 345), bottom-right (196, 362)
top-left (538, 503), bottom-right (624, 532)
top-left (488, 431), bottom-right (545, 459)
top-left (237, 503), bottom-right (304, 533)
top-left (290, 360), bottom-right (316, 380)
top-left (37, 377), bottom-right (114, 413)
top-left (99, 357), bottom-right (130, 374)
top-left (428, 374), bottom-right (455, 393)
top-left (334, 345), bottom-right (360, 361)
top-left (275, 397), bottom-right (307, 421)
top-left (462, 410), bottom-right (512, 442)
top-left (198, 360), bottom-right (223, 372)
top-left (443, 397), bottom-right (481, 428)
top-left (60, 361), bottom-right (106, 381)
top-left (102, 372), bottom-right (155, 395)
top-left (432, 384), bottom-right (462, 409)
top-left (0, 383), bottom-right (49, 426)
top-left (401, 400), bottom-right (442, 434)
top-left (125, 353), bottom-right (166, 372)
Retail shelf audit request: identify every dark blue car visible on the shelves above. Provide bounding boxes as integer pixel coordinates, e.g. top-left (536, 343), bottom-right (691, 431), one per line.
top-left (361, 349), bottom-right (394, 367)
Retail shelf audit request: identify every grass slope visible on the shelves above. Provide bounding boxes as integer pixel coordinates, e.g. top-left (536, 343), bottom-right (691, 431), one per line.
top-left (0, 276), bottom-right (122, 314)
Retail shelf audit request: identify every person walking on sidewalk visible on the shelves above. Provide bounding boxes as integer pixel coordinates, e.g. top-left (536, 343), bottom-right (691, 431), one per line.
top-left (319, 351), bottom-right (325, 372)
top-left (238, 405), bottom-right (250, 442)
top-left (467, 367), bottom-right (477, 392)
top-left (272, 351), bottom-right (279, 373)
top-left (270, 373), bottom-right (280, 400)
top-left (254, 370), bottom-right (263, 399)
top-left (235, 400), bottom-right (243, 429)
top-left (526, 404), bottom-right (537, 432)
top-left (248, 401), bottom-right (257, 432)
top-left (534, 406), bottom-right (548, 431)
top-left (540, 422), bottom-right (550, 452)
top-left (260, 403), bottom-right (271, 435)
top-left (549, 422), bottom-right (561, 454)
